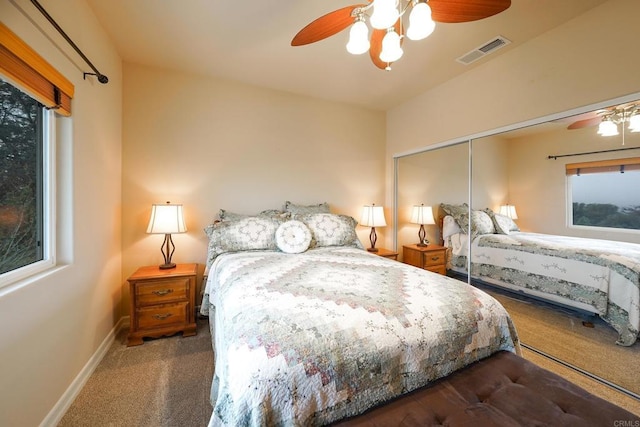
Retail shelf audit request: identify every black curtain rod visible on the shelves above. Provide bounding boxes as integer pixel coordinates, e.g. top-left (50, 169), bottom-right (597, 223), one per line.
top-left (548, 145), bottom-right (640, 160)
top-left (30, 0), bottom-right (108, 84)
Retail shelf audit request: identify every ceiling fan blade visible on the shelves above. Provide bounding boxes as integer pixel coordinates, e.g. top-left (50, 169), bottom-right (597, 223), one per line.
top-left (291, 5), bottom-right (366, 46)
top-left (567, 116), bottom-right (603, 130)
top-left (429, 0), bottom-right (511, 23)
top-left (369, 19), bottom-right (403, 70)
top-left (369, 28), bottom-right (387, 70)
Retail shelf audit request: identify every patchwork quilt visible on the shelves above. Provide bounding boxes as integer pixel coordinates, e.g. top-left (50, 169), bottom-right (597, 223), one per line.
top-left (450, 232), bottom-right (640, 346)
top-left (201, 246), bottom-right (519, 426)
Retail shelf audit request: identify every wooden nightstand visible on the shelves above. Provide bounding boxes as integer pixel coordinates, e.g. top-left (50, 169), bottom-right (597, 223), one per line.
top-left (371, 248), bottom-right (399, 260)
top-left (127, 263), bottom-right (198, 346)
top-left (402, 244), bottom-right (446, 275)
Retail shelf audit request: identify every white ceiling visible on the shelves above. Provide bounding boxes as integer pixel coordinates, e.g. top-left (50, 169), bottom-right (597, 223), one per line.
top-left (86, 0), bottom-right (605, 111)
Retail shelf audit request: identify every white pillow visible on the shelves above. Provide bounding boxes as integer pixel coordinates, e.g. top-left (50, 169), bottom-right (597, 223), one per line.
top-left (275, 220), bottom-right (312, 254)
top-left (483, 209), bottom-right (520, 235)
top-left (442, 215), bottom-right (462, 240)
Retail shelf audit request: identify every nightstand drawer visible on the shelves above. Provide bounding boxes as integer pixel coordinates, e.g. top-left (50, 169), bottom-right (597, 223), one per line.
top-left (426, 265), bottom-right (446, 275)
top-left (135, 278), bottom-right (189, 306)
top-left (423, 250), bottom-right (445, 267)
top-left (136, 302), bottom-right (189, 330)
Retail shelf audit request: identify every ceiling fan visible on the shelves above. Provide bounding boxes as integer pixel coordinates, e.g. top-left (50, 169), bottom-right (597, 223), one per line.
top-left (565, 102), bottom-right (640, 136)
top-left (291, 0), bottom-right (511, 70)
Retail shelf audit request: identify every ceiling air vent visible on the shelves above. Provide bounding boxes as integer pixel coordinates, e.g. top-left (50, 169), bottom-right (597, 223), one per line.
top-left (456, 36), bottom-right (511, 65)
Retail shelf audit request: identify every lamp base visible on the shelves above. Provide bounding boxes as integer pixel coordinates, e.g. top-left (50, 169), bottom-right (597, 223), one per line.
top-left (159, 262), bottom-right (176, 270)
top-left (158, 234), bottom-right (177, 270)
top-left (416, 225), bottom-right (429, 248)
top-left (368, 227), bottom-right (379, 253)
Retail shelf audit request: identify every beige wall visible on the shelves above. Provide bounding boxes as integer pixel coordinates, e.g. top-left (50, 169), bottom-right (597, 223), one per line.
top-left (471, 135), bottom-right (510, 211)
top-left (0, 0), bottom-right (122, 425)
top-left (121, 63), bottom-right (386, 304)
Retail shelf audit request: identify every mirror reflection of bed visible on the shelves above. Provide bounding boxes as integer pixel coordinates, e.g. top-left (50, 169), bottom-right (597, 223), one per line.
top-left (395, 93), bottom-right (640, 399)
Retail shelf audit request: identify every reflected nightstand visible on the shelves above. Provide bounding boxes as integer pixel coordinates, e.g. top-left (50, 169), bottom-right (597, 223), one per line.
top-left (402, 244), bottom-right (446, 275)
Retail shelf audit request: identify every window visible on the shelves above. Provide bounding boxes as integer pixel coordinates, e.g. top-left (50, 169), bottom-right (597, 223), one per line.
top-left (0, 22), bottom-right (72, 286)
top-left (0, 78), bottom-right (54, 281)
top-left (567, 158), bottom-right (640, 231)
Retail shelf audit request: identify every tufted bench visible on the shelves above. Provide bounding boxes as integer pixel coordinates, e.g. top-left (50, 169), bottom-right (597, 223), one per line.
top-left (333, 351), bottom-right (639, 426)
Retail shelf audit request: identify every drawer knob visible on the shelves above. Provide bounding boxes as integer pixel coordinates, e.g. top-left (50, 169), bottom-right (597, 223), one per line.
top-left (431, 256), bottom-right (440, 261)
top-left (152, 289), bottom-right (173, 296)
top-left (153, 313), bottom-right (173, 320)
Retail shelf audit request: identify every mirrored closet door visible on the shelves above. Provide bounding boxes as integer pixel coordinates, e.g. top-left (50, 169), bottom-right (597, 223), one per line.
top-left (394, 93), bottom-right (640, 396)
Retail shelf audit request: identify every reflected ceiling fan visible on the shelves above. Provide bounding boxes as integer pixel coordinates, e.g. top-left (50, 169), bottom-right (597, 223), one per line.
top-left (566, 102), bottom-right (640, 136)
top-left (291, 0), bottom-right (511, 70)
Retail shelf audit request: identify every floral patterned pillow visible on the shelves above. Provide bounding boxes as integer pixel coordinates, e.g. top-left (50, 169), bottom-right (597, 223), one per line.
top-left (484, 209), bottom-right (520, 234)
top-left (294, 213), bottom-right (362, 248)
top-left (284, 201), bottom-right (330, 215)
top-left (275, 220), bottom-right (312, 254)
top-left (218, 208), bottom-right (289, 222)
top-left (204, 216), bottom-right (283, 268)
top-left (471, 210), bottom-right (496, 238)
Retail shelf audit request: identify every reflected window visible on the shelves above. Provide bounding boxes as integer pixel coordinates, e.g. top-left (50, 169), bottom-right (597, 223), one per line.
top-left (567, 158), bottom-right (640, 231)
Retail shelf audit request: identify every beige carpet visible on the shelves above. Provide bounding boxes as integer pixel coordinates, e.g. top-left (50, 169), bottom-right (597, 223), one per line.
top-left (59, 299), bottom-right (640, 425)
top-left (58, 319), bottom-right (214, 427)
top-left (521, 348), bottom-right (640, 416)
top-left (481, 284), bottom-right (640, 397)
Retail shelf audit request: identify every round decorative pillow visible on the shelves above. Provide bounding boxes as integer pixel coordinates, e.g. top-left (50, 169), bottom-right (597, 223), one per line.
top-left (275, 220), bottom-right (312, 254)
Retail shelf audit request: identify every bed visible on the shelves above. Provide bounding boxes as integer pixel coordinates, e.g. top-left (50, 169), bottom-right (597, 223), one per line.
top-left (440, 203), bottom-right (640, 347)
top-left (200, 204), bottom-right (519, 426)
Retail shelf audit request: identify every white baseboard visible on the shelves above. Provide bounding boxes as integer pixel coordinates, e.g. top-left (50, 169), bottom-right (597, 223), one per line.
top-left (39, 316), bottom-right (130, 427)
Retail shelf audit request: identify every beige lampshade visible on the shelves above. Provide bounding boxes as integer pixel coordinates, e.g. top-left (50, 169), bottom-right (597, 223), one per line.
top-left (146, 202), bottom-right (187, 234)
top-left (410, 204), bottom-right (435, 225)
top-left (360, 205), bottom-right (387, 227)
top-left (498, 204), bottom-right (518, 220)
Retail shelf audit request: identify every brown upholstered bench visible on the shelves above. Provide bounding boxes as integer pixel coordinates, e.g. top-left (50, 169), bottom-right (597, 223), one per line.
top-left (333, 351), bottom-right (639, 426)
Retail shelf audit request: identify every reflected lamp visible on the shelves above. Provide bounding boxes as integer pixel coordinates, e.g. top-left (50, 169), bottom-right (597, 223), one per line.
top-left (410, 204), bottom-right (435, 246)
top-left (498, 204), bottom-right (518, 220)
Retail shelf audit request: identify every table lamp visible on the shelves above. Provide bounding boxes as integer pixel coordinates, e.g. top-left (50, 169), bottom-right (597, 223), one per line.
top-left (410, 204), bottom-right (435, 246)
top-left (498, 204), bottom-right (518, 219)
top-left (361, 204), bottom-right (386, 252)
top-left (146, 201), bottom-right (187, 269)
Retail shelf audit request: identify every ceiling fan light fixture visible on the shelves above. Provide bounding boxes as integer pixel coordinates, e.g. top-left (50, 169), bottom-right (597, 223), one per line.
top-left (346, 19), bottom-right (370, 54)
top-left (407, 1), bottom-right (435, 41)
top-left (597, 119), bottom-right (619, 137)
top-left (291, 0), bottom-right (511, 70)
top-left (380, 28), bottom-right (403, 63)
top-left (628, 112), bottom-right (640, 133)
top-left (370, 0), bottom-right (400, 30)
